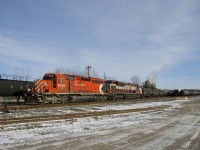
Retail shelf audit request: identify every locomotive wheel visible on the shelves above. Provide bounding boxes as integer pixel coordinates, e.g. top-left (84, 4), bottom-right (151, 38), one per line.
top-left (94, 96), bottom-right (99, 102)
top-left (122, 94), bottom-right (126, 100)
top-left (67, 96), bottom-right (73, 103)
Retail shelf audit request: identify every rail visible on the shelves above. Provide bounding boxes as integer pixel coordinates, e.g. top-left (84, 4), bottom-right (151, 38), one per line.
top-left (0, 106), bottom-right (168, 125)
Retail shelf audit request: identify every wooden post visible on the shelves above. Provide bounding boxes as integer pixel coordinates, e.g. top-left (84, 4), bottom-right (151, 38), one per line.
top-left (2, 97), bottom-right (9, 113)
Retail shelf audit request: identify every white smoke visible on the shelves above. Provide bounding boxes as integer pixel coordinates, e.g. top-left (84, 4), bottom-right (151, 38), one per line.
top-left (147, 64), bottom-right (168, 88)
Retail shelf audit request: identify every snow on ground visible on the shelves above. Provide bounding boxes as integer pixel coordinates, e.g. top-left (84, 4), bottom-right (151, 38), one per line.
top-left (0, 112), bottom-right (170, 149)
top-left (0, 98), bottom-right (185, 119)
top-left (0, 98), bottom-right (193, 149)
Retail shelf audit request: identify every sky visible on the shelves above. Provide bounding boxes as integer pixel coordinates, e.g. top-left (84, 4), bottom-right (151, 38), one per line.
top-left (0, 0), bottom-right (200, 89)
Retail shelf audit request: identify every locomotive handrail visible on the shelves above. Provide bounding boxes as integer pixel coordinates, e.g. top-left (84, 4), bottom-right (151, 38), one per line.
top-left (0, 74), bottom-right (29, 81)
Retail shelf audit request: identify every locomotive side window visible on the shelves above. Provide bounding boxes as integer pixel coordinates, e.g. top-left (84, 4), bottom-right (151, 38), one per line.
top-left (81, 77), bottom-right (91, 81)
top-left (66, 75), bottom-right (74, 81)
top-left (59, 78), bottom-right (64, 84)
top-left (111, 86), bottom-right (116, 89)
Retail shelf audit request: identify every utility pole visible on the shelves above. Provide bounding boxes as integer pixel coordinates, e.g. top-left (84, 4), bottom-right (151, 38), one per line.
top-left (85, 65), bottom-right (92, 77)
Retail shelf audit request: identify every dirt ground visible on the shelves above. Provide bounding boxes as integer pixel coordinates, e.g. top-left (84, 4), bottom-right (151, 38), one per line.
top-left (1, 97), bottom-right (200, 150)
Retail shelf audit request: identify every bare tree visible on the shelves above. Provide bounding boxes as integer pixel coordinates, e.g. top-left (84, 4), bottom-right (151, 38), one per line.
top-left (91, 68), bottom-right (99, 78)
top-left (105, 75), bottom-right (116, 80)
top-left (131, 75), bottom-right (141, 85)
top-left (14, 67), bottom-right (32, 81)
top-left (54, 68), bottom-right (61, 73)
top-left (53, 66), bottom-right (100, 78)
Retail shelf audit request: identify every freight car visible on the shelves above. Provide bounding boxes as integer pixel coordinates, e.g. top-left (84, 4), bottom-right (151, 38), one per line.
top-left (0, 74), bottom-right (34, 97)
top-left (179, 89), bottom-right (200, 96)
top-left (143, 88), bottom-right (159, 97)
top-left (142, 88), bottom-right (180, 98)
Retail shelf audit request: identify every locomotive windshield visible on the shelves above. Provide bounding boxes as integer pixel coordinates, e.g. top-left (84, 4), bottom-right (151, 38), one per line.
top-left (43, 74), bottom-right (56, 81)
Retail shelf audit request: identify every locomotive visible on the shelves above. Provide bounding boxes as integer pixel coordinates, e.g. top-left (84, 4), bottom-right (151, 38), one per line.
top-left (29, 73), bottom-right (143, 103)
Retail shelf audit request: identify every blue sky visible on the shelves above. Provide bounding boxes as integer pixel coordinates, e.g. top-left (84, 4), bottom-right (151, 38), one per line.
top-left (0, 0), bottom-right (200, 89)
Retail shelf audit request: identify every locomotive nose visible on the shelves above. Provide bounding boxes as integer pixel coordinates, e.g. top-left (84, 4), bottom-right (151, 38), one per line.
top-left (100, 84), bottom-right (106, 94)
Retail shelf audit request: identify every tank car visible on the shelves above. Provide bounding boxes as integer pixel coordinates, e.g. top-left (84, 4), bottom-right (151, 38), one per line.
top-left (143, 88), bottom-right (161, 98)
top-left (0, 74), bottom-right (34, 97)
top-left (179, 89), bottom-right (200, 96)
top-left (158, 89), bottom-right (167, 97)
top-left (193, 90), bottom-right (200, 95)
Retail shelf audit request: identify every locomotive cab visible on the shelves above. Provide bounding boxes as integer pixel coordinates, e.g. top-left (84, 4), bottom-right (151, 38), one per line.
top-left (102, 80), bottom-right (117, 93)
top-left (35, 73), bottom-right (67, 94)
top-left (42, 73), bottom-right (67, 93)
top-left (43, 74), bottom-right (57, 89)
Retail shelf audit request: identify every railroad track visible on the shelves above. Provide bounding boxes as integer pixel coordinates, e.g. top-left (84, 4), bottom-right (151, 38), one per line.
top-left (0, 106), bottom-right (169, 125)
top-left (0, 97), bottom-right (175, 111)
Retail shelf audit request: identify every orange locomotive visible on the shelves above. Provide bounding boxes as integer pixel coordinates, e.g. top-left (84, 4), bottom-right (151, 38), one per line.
top-left (34, 73), bottom-right (104, 103)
